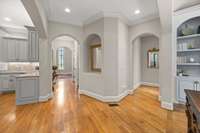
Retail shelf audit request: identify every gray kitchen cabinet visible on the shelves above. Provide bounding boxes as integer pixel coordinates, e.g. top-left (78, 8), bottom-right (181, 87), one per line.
top-left (7, 39), bottom-right (17, 61)
top-left (3, 37), bottom-right (28, 62)
top-left (18, 39), bottom-right (28, 61)
top-left (16, 76), bottom-right (39, 105)
top-left (176, 76), bottom-right (200, 102)
top-left (0, 37), bottom-right (8, 62)
top-left (27, 28), bottom-right (39, 62)
top-left (1, 28), bottom-right (39, 62)
top-left (0, 75), bottom-right (11, 92)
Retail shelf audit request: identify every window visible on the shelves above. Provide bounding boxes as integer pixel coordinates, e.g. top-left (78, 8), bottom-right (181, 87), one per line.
top-left (57, 48), bottom-right (64, 70)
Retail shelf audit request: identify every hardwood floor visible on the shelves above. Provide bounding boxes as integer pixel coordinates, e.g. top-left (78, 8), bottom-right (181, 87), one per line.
top-left (0, 79), bottom-right (187, 133)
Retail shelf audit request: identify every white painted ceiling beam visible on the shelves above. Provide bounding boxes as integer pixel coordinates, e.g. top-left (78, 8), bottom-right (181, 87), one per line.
top-left (157, 0), bottom-right (172, 33)
top-left (21, 0), bottom-right (48, 38)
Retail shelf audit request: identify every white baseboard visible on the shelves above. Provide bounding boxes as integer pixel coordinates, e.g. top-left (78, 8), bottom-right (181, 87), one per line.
top-left (141, 82), bottom-right (160, 87)
top-left (161, 101), bottom-right (174, 110)
top-left (158, 95), bottom-right (161, 101)
top-left (79, 90), bottom-right (105, 101)
top-left (39, 92), bottom-right (53, 102)
top-left (79, 90), bottom-right (129, 103)
top-left (134, 82), bottom-right (141, 90)
top-left (104, 90), bottom-right (129, 102)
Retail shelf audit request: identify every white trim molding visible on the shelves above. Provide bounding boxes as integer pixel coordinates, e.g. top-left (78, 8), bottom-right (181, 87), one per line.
top-left (141, 82), bottom-right (160, 87)
top-left (134, 82), bottom-right (141, 90)
top-left (79, 90), bottom-right (129, 103)
top-left (161, 101), bottom-right (174, 110)
top-left (39, 92), bottom-right (54, 102)
top-left (159, 95), bottom-right (162, 101)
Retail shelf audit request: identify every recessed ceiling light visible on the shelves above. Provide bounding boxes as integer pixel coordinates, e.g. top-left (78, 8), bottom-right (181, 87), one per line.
top-left (134, 9), bottom-right (141, 15)
top-left (64, 8), bottom-right (71, 13)
top-left (4, 17), bottom-right (12, 22)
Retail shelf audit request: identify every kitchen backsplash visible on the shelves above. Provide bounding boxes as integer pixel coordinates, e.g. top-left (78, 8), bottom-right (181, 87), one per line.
top-left (0, 62), bottom-right (39, 72)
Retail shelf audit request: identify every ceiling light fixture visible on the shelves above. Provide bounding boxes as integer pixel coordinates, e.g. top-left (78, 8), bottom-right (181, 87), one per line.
top-left (134, 9), bottom-right (141, 15)
top-left (4, 17), bottom-right (12, 22)
top-left (64, 8), bottom-right (71, 13)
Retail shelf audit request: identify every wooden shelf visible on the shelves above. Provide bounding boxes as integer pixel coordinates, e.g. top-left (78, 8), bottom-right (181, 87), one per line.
top-left (177, 34), bottom-right (200, 40)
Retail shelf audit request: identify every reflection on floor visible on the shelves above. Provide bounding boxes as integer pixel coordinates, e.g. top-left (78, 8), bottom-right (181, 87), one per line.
top-left (56, 73), bottom-right (72, 79)
top-left (0, 79), bottom-right (187, 133)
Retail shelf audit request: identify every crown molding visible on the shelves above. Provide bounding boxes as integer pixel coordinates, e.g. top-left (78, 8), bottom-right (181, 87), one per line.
top-left (83, 11), bottom-right (160, 26)
top-left (83, 12), bottom-right (130, 26)
top-left (129, 13), bottom-right (160, 26)
top-left (0, 25), bottom-right (28, 34)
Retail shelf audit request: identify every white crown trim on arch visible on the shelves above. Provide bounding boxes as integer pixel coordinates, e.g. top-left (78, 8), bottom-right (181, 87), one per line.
top-left (130, 32), bottom-right (160, 43)
top-left (50, 34), bottom-right (80, 45)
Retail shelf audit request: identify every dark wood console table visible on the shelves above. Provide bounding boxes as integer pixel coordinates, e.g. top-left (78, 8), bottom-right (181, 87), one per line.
top-left (185, 90), bottom-right (200, 133)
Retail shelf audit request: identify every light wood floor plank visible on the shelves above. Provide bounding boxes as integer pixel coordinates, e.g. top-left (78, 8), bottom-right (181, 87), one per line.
top-left (0, 79), bottom-right (187, 133)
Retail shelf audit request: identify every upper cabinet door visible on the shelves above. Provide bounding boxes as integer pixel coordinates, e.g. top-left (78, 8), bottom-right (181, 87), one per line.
top-left (7, 39), bottom-right (17, 61)
top-left (18, 40), bottom-right (28, 61)
top-left (0, 37), bottom-right (8, 62)
top-left (28, 30), bottom-right (39, 62)
top-left (2, 38), bottom-right (28, 62)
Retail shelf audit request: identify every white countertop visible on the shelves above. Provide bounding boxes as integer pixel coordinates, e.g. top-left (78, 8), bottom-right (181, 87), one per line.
top-left (0, 71), bottom-right (27, 75)
top-left (13, 72), bottom-right (39, 78)
top-left (0, 71), bottom-right (39, 78)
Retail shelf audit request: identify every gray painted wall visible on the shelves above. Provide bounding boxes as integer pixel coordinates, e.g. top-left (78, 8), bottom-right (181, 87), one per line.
top-left (133, 38), bottom-right (141, 88)
top-left (141, 36), bottom-right (159, 85)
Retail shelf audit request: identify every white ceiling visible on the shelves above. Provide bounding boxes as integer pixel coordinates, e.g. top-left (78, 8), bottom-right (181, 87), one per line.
top-left (41, 0), bottom-right (159, 26)
top-left (0, 0), bottom-right (33, 29)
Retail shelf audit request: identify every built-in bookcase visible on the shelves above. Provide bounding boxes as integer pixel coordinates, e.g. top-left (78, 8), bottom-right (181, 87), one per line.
top-left (177, 17), bottom-right (200, 77)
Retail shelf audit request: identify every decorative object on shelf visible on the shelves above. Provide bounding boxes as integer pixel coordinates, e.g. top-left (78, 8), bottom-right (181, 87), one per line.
top-left (147, 48), bottom-right (159, 68)
top-left (198, 25), bottom-right (200, 34)
top-left (181, 24), bottom-right (195, 36)
top-left (178, 69), bottom-right (184, 76)
top-left (189, 57), bottom-right (195, 63)
top-left (177, 28), bottom-right (184, 36)
top-left (35, 66), bottom-right (39, 70)
top-left (193, 81), bottom-right (199, 91)
top-left (187, 44), bottom-right (194, 49)
top-left (177, 69), bottom-right (189, 76)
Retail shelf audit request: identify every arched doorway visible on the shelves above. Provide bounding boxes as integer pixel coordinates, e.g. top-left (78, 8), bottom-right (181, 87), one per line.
top-left (51, 35), bottom-right (79, 88)
top-left (130, 33), bottom-right (160, 99)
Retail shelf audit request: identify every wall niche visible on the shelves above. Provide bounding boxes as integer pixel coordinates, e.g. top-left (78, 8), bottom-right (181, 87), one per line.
top-left (84, 34), bottom-right (102, 73)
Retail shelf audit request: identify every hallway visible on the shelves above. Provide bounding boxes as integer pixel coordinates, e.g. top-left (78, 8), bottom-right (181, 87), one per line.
top-left (0, 79), bottom-right (187, 133)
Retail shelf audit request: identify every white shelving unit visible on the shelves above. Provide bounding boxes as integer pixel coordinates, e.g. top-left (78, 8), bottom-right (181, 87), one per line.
top-left (175, 16), bottom-right (200, 103)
